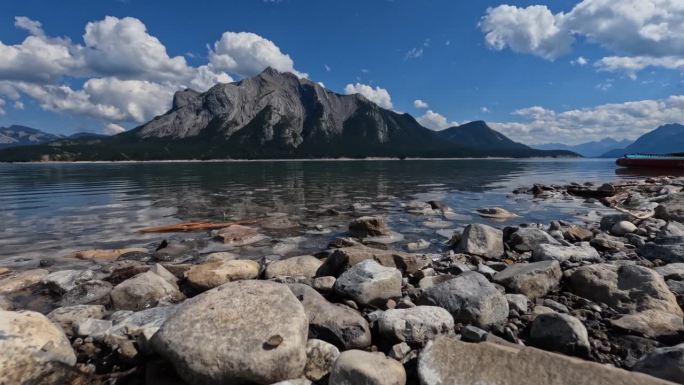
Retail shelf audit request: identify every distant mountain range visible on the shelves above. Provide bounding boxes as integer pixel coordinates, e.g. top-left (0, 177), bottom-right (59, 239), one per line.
top-left (533, 138), bottom-right (633, 158)
top-left (0, 68), bottom-right (575, 161)
top-left (0, 125), bottom-right (60, 149)
top-left (602, 123), bottom-right (684, 158)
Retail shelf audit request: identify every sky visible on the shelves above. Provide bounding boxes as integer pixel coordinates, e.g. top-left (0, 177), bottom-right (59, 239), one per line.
top-left (0, 0), bottom-right (682, 145)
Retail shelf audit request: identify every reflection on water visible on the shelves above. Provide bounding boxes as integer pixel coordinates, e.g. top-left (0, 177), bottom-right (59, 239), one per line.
top-left (0, 159), bottom-right (642, 263)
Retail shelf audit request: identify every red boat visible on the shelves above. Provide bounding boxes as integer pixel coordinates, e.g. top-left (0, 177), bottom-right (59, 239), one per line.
top-left (616, 153), bottom-right (684, 169)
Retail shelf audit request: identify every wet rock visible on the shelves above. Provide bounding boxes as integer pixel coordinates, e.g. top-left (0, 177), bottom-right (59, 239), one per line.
top-left (509, 228), bottom-right (560, 253)
top-left (261, 215), bottom-right (299, 230)
top-left (633, 343), bottom-right (684, 383)
top-left (60, 280), bottom-right (112, 306)
top-left (563, 226), bottom-right (594, 242)
top-left (264, 256), bottom-right (323, 279)
top-left (47, 305), bottom-right (106, 336)
top-left (0, 269), bottom-right (48, 294)
top-left (304, 339), bottom-right (339, 382)
top-left (418, 271), bottom-right (509, 328)
top-left (406, 239), bottom-right (430, 251)
top-left (185, 259), bottom-right (260, 291)
top-left (532, 242), bottom-right (600, 263)
top-left (455, 224), bottom-right (504, 258)
top-left (569, 264), bottom-right (682, 316)
top-left (611, 309), bottom-right (684, 340)
top-left (655, 263), bottom-right (684, 280)
top-left (530, 313), bottom-right (590, 356)
top-left (612, 221), bottom-right (637, 236)
top-left (655, 193), bottom-right (684, 222)
top-left (329, 350), bottom-right (406, 385)
top-left (317, 245), bottom-right (429, 277)
top-left (378, 306), bottom-right (454, 346)
top-left (111, 271), bottom-right (184, 311)
top-left (640, 237), bottom-right (684, 263)
top-left (152, 280), bottom-right (308, 385)
top-left (0, 310), bottom-right (77, 385)
top-left (418, 336), bottom-right (668, 385)
top-left (505, 293), bottom-right (529, 313)
top-left (493, 260), bottom-right (561, 300)
top-left (42, 269), bottom-right (96, 294)
top-left (214, 225), bottom-right (266, 246)
top-left (334, 260), bottom-right (402, 306)
top-left (288, 283), bottom-right (371, 350)
top-left (349, 216), bottom-right (392, 237)
top-left (476, 207), bottom-right (517, 219)
top-left (73, 248), bottom-right (148, 262)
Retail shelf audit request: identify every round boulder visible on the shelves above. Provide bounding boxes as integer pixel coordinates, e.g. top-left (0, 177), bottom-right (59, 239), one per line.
top-left (329, 350), bottom-right (406, 385)
top-left (378, 306), bottom-right (454, 346)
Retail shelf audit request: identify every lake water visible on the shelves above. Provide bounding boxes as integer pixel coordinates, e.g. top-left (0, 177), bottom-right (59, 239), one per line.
top-left (0, 159), bottom-right (660, 266)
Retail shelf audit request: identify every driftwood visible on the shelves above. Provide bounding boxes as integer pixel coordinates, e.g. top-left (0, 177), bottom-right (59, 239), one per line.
top-left (611, 205), bottom-right (655, 221)
top-left (139, 219), bottom-right (257, 233)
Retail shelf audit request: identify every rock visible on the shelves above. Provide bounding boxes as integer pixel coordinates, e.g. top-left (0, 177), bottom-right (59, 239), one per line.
top-left (73, 248), bottom-right (148, 262)
top-left (563, 226), bottom-right (594, 242)
top-left (288, 283), bottom-right (371, 350)
top-left (311, 276), bottom-right (336, 293)
top-left (389, 342), bottom-right (412, 361)
top-left (655, 193), bottom-right (684, 222)
top-left (612, 221), bottom-right (637, 236)
top-left (542, 299), bottom-right (568, 313)
top-left (271, 380), bottom-right (312, 385)
top-left (455, 224), bottom-right (504, 258)
top-left (0, 310), bottom-right (76, 385)
top-left (476, 207), bottom-right (517, 219)
top-left (418, 336), bottom-right (669, 385)
top-left (102, 260), bottom-right (150, 285)
top-left (152, 280), bottom-right (308, 385)
top-left (418, 274), bottom-right (456, 289)
top-left (264, 256), bottom-right (323, 279)
top-left (655, 263), bottom-right (684, 280)
top-left (349, 216), bottom-right (392, 237)
top-left (214, 225), bottom-right (266, 246)
top-left (461, 325), bottom-right (489, 342)
top-left (640, 237), bottom-right (684, 263)
top-left (0, 269), bottom-right (48, 294)
top-left (569, 264), bottom-right (682, 316)
top-left (334, 260), bottom-right (402, 306)
top-left (633, 343), bottom-right (684, 384)
top-left (600, 214), bottom-right (632, 231)
top-left (406, 239), bottom-right (430, 251)
top-left (611, 309), bottom-right (684, 340)
top-left (378, 306), bottom-right (454, 346)
top-left (660, 221), bottom-right (684, 237)
top-left (261, 215), bottom-right (299, 230)
top-left (185, 259), bottom-right (260, 291)
top-left (304, 339), bottom-right (339, 382)
top-left (47, 305), bottom-right (106, 336)
top-left (418, 271), bottom-right (509, 328)
top-left (493, 260), bottom-right (561, 300)
top-left (42, 269), bottom-right (96, 294)
top-left (505, 293), bottom-right (529, 313)
top-left (0, 295), bottom-right (13, 310)
top-left (317, 245), bottom-right (430, 277)
top-left (329, 350), bottom-right (406, 385)
top-left (529, 313), bottom-right (590, 356)
top-left (60, 280), bottom-right (113, 306)
top-left (149, 263), bottom-right (179, 286)
top-left (111, 271), bottom-right (184, 311)
top-left (76, 318), bottom-right (112, 338)
top-left (509, 228), bottom-right (560, 253)
top-left (531, 242), bottom-right (600, 263)
top-left (590, 233), bottom-right (626, 252)
top-left (109, 305), bottom-right (179, 351)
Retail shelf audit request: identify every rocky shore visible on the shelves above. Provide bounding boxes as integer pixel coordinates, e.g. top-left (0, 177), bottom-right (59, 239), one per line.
top-left (2, 176), bottom-right (684, 384)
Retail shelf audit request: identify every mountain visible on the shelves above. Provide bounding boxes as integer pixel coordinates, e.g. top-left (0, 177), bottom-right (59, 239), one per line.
top-left (602, 124), bottom-right (684, 158)
top-left (533, 138), bottom-right (633, 157)
top-left (0, 68), bottom-right (575, 161)
top-left (0, 125), bottom-right (60, 149)
top-left (436, 121), bottom-right (532, 153)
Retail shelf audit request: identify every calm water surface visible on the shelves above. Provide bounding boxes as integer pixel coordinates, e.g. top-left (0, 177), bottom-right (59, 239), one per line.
top-left (0, 159), bottom-right (655, 266)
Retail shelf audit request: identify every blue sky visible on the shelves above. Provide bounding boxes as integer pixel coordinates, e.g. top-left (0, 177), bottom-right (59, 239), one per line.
top-left (0, 0), bottom-right (682, 144)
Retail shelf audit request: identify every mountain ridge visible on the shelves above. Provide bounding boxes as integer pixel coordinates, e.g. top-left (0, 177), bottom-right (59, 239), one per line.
top-left (0, 125), bottom-right (60, 149)
top-left (533, 138), bottom-right (633, 158)
top-left (601, 124), bottom-right (684, 157)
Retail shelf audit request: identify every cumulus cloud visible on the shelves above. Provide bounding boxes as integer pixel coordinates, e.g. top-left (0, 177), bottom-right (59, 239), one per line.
top-left (344, 83), bottom-right (393, 109)
top-left (104, 123), bottom-right (126, 135)
top-left (490, 95), bottom-right (684, 145)
top-left (481, 0), bottom-right (684, 76)
top-left (0, 98), bottom-right (5, 115)
top-left (413, 99), bottom-right (429, 109)
top-left (572, 56), bottom-right (588, 66)
top-left (14, 16), bottom-right (45, 37)
top-left (417, 110), bottom-right (458, 130)
top-left (13, 100), bottom-right (23, 110)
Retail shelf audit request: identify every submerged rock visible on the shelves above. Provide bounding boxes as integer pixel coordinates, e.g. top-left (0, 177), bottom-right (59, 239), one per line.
top-left (73, 248), bottom-right (148, 262)
top-left (476, 207), bottom-right (517, 220)
top-left (214, 225), bottom-right (266, 246)
top-left (349, 216), bottom-right (392, 237)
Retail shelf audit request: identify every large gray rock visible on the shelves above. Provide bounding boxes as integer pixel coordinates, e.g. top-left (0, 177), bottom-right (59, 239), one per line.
top-left (655, 193), bottom-right (684, 222)
top-left (418, 271), bottom-right (509, 328)
top-left (610, 309), bottom-right (684, 340)
top-left (493, 260), bottom-right (561, 300)
top-left (508, 228), bottom-right (560, 253)
top-left (0, 310), bottom-right (77, 385)
top-left (455, 224), bottom-right (504, 258)
top-left (569, 264), bottom-right (682, 316)
top-left (0, 269), bottom-right (48, 294)
top-left (531, 242), bottom-right (600, 263)
top-left (288, 283), bottom-right (371, 350)
top-left (633, 343), bottom-right (684, 384)
top-left (111, 271), bottom-right (184, 311)
top-left (316, 245), bottom-right (430, 277)
top-left (529, 313), bottom-right (590, 356)
top-left (304, 339), bottom-right (339, 382)
top-left (264, 256), bottom-right (323, 279)
top-left (42, 269), bottom-right (96, 294)
top-left (349, 216), bottom-right (392, 237)
top-left (152, 280), bottom-right (308, 385)
top-left (655, 263), bottom-right (684, 280)
top-left (185, 259), bottom-right (261, 291)
top-left (417, 336), bottom-right (670, 385)
top-left (60, 279), bottom-right (113, 306)
top-left (329, 350), bottom-right (406, 385)
top-left (334, 260), bottom-right (402, 306)
top-left (640, 237), bottom-right (684, 263)
top-left (47, 305), bottom-right (106, 336)
top-left (109, 305), bottom-right (179, 351)
top-left (378, 306), bottom-right (454, 346)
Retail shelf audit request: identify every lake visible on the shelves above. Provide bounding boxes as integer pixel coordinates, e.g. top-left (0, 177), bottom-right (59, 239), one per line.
top-left (0, 159), bottom-right (658, 267)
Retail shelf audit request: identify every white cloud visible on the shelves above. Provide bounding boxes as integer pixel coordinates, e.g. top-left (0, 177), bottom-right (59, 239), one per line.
top-left (413, 99), bottom-right (429, 109)
top-left (324, 64), bottom-right (331, 72)
top-left (417, 110), bottom-right (458, 130)
top-left (13, 100), bottom-right (23, 110)
top-left (344, 83), bottom-right (393, 109)
top-left (0, 98), bottom-right (5, 115)
top-left (481, 107), bottom-right (491, 113)
top-left (405, 47), bottom-right (424, 59)
top-left (490, 95), bottom-right (684, 145)
top-left (14, 16), bottom-right (45, 37)
top-left (104, 123), bottom-right (126, 135)
top-left (481, 0), bottom-right (684, 76)
top-left (572, 56), bottom-right (588, 66)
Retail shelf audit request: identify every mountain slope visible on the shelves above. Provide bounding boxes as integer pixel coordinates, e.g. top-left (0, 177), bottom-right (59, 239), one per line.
top-left (602, 124), bottom-right (684, 157)
top-left (533, 138), bottom-right (632, 157)
top-left (0, 125), bottom-right (60, 149)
